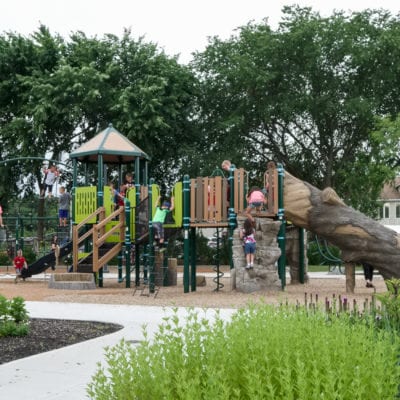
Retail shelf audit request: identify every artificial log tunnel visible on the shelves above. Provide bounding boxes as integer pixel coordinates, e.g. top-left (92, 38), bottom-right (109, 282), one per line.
top-left (283, 172), bottom-right (400, 281)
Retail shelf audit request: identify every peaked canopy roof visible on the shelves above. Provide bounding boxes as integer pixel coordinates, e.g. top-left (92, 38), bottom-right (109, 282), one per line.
top-left (69, 124), bottom-right (150, 163)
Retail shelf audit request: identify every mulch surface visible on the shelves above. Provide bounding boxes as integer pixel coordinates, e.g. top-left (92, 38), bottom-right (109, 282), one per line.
top-left (0, 318), bottom-right (122, 364)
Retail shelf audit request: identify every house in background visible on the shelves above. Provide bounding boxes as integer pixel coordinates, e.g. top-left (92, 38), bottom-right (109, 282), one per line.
top-left (379, 177), bottom-right (400, 233)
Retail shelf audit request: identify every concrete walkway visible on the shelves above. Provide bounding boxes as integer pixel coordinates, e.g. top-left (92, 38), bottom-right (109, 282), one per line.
top-left (0, 302), bottom-right (236, 400)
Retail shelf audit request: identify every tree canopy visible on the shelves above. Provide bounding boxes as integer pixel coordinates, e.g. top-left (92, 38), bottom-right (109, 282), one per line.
top-left (0, 26), bottom-right (198, 206)
top-left (2, 7), bottom-right (400, 217)
top-left (192, 6), bottom-right (400, 213)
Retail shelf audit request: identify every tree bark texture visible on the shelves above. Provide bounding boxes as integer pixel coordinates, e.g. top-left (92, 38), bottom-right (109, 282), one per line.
top-left (283, 172), bottom-right (400, 280)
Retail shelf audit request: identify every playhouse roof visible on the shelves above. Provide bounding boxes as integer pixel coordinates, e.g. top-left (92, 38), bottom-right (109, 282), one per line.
top-left (69, 124), bottom-right (150, 163)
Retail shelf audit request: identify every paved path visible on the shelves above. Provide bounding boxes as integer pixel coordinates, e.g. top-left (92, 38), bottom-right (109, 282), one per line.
top-left (0, 302), bottom-right (236, 400)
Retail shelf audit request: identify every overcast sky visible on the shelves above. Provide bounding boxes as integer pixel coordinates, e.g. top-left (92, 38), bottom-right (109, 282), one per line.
top-left (1, 0), bottom-right (399, 63)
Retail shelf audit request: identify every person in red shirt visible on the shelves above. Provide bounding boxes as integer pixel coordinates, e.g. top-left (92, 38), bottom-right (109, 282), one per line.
top-left (0, 204), bottom-right (4, 227)
top-left (13, 249), bottom-right (28, 283)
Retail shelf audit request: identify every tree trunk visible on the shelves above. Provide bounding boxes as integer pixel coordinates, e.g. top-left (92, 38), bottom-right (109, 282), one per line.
top-left (283, 172), bottom-right (400, 280)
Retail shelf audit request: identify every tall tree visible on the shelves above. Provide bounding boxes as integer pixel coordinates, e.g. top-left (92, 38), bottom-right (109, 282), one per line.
top-left (192, 7), bottom-right (400, 213)
top-left (0, 27), bottom-right (199, 199)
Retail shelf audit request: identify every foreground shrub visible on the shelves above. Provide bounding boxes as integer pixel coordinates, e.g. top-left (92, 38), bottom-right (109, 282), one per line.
top-left (87, 305), bottom-right (400, 400)
top-left (0, 295), bottom-right (29, 337)
top-left (375, 278), bottom-right (400, 333)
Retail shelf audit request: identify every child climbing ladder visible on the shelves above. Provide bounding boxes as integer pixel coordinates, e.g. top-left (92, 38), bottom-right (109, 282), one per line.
top-left (153, 195), bottom-right (175, 251)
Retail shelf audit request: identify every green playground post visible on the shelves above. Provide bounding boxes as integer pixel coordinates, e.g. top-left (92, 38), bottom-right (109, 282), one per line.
top-left (125, 198), bottom-right (131, 288)
top-left (135, 242), bottom-right (140, 287)
top-left (190, 227), bottom-right (196, 292)
top-left (134, 158), bottom-right (141, 286)
top-left (228, 164), bottom-right (236, 269)
top-left (72, 159), bottom-right (77, 225)
top-left (299, 227), bottom-right (305, 284)
top-left (97, 155), bottom-right (104, 208)
top-left (148, 179), bottom-right (155, 293)
top-left (183, 175), bottom-right (190, 293)
top-left (97, 155), bottom-right (104, 287)
top-left (277, 163), bottom-right (286, 289)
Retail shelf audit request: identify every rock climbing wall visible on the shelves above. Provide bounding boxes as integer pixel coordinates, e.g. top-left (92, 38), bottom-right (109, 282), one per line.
top-left (232, 217), bottom-right (282, 293)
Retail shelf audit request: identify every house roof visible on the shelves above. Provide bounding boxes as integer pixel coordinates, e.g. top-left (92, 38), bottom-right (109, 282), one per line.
top-left (69, 124), bottom-right (150, 163)
top-left (380, 177), bottom-right (400, 200)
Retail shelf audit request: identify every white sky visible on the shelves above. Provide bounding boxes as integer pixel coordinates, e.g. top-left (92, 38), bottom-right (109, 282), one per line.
top-left (1, 0), bottom-right (399, 64)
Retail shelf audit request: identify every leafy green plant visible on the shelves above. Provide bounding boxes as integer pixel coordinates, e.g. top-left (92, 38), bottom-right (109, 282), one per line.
top-left (0, 295), bottom-right (30, 337)
top-left (374, 278), bottom-right (400, 333)
top-left (8, 297), bottom-right (29, 324)
top-left (87, 304), bottom-right (400, 400)
top-left (0, 251), bottom-right (11, 265)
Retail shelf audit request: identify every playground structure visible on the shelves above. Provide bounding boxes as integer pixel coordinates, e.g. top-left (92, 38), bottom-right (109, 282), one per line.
top-left (3, 124), bottom-right (399, 294)
top-left (0, 124), bottom-right (289, 293)
top-left (66, 124), bottom-right (287, 293)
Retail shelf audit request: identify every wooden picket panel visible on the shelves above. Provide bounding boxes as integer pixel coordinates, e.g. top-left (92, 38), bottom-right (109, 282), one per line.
top-left (233, 168), bottom-right (246, 214)
top-left (190, 178), bottom-right (196, 222)
top-left (196, 177), bottom-right (203, 221)
top-left (265, 167), bottom-right (279, 215)
top-left (189, 175), bottom-right (229, 225)
top-left (203, 176), bottom-right (209, 220)
top-left (214, 176), bottom-right (222, 222)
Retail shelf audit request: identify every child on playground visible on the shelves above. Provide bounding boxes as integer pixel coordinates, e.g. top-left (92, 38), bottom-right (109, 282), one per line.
top-left (244, 186), bottom-right (266, 221)
top-left (41, 164), bottom-right (59, 198)
top-left (108, 182), bottom-right (125, 211)
top-left (58, 186), bottom-right (71, 227)
top-left (221, 160), bottom-right (232, 206)
top-left (123, 172), bottom-right (134, 190)
top-left (240, 218), bottom-right (256, 269)
top-left (153, 195), bottom-right (175, 250)
top-left (116, 184), bottom-right (126, 207)
top-left (50, 235), bottom-right (59, 270)
top-left (13, 249), bottom-right (28, 283)
top-left (221, 160), bottom-right (231, 175)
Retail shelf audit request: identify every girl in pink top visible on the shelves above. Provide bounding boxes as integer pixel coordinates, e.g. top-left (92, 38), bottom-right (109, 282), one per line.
top-left (245, 186), bottom-right (266, 221)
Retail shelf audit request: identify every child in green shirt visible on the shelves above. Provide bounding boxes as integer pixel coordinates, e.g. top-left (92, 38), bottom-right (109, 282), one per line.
top-left (153, 196), bottom-right (175, 248)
